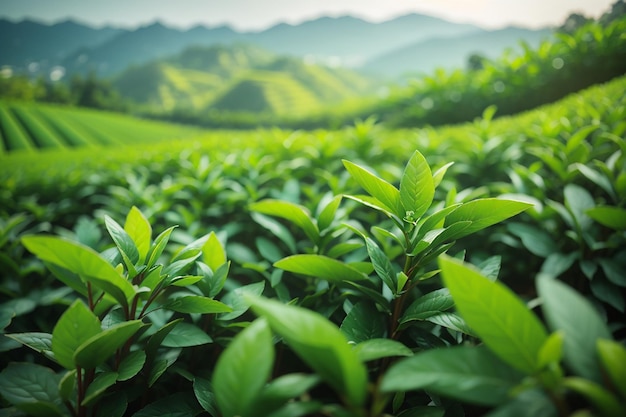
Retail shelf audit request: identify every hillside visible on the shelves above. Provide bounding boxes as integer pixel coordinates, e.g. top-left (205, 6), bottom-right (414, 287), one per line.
top-left (112, 45), bottom-right (378, 115)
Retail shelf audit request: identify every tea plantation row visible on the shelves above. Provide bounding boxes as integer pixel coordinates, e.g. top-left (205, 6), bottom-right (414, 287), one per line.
top-left (0, 76), bottom-right (625, 417)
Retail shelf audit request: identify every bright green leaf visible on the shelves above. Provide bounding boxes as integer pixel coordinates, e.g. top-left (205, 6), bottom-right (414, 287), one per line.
top-left (400, 289), bottom-right (454, 324)
top-left (400, 150), bottom-right (434, 219)
top-left (202, 232), bottom-right (227, 271)
top-left (563, 377), bottom-right (625, 417)
top-left (250, 199), bottom-right (319, 242)
top-left (597, 339), bottom-right (626, 399)
top-left (343, 159), bottom-right (402, 216)
top-left (165, 295), bottom-right (232, 314)
top-left (52, 300), bottom-right (102, 370)
top-left (74, 320), bottom-right (143, 370)
top-left (213, 318), bottom-right (274, 417)
top-left (586, 206), bottom-right (626, 230)
top-left (124, 206), bottom-right (152, 264)
top-left (247, 295), bottom-right (368, 407)
top-left (274, 254), bottom-right (368, 282)
top-left (443, 199), bottom-right (532, 239)
top-left (439, 255), bottom-right (547, 373)
top-left (537, 331), bottom-right (565, 369)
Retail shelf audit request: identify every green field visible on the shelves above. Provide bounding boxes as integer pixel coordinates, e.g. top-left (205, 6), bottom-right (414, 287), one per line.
top-left (0, 100), bottom-right (205, 153)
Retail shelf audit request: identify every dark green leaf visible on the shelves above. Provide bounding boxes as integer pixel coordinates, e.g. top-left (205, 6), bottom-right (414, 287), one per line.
top-left (82, 371), bottom-right (118, 406)
top-left (256, 374), bottom-right (321, 416)
top-left (400, 289), bottom-right (454, 324)
top-left (365, 237), bottom-right (397, 293)
top-left (132, 392), bottom-right (202, 417)
top-left (162, 323), bottom-right (212, 348)
top-left (0, 362), bottom-right (62, 407)
top-left (118, 350), bottom-right (146, 381)
top-left (193, 377), bottom-right (218, 416)
top-left (340, 301), bottom-right (386, 343)
top-left (381, 346), bottom-right (522, 406)
top-left (219, 281), bottom-right (265, 321)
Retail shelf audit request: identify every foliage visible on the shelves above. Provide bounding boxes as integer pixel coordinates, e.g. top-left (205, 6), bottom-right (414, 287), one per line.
top-left (0, 73), bottom-right (624, 416)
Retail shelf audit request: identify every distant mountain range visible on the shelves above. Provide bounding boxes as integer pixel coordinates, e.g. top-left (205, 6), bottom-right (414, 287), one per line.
top-left (0, 15), bottom-right (553, 79)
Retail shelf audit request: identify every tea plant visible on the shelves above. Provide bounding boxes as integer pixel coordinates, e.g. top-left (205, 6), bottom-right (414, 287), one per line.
top-left (0, 207), bottom-right (232, 417)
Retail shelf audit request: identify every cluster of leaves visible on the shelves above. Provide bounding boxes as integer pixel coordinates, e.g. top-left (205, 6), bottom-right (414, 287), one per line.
top-left (367, 14), bottom-right (626, 128)
top-left (0, 74), bottom-right (624, 416)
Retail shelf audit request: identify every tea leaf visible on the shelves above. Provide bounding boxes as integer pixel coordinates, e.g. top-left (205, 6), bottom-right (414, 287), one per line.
top-left (52, 300), bottom-right (102, 370)
top-left (74, 320), bottom-right (143, 369)
top-left (353, 338), bottom-right (413, 362)
top-left (219, 281), bottom-right (265, 321)
top-left (597, 339), bottom-right (626, 399)
top-left (343, 159), bottom-right (402, 216)
top-left (400, 150), bottom-right (434, 219)
top-left (82, 371), bottom-right (118, 406)
top-left (202, 231), bottom-right (227, 271)
top-left (117, 350), bottom-right (146, 381)
top-left (365, 237), bottom-right (397, 293)
top-left (439, 255), bottom-right (547, 373)
top-left (213, 318), bottom-right (274, 417)
top-left (400, 289), bottom-right (454, 324)
top-left (340, 301), bottom-right (386, 343)
top-left (274, 254), bottom-right (368, 282)
top-left (247, 295), bottom-right (368, 407)
top-left (124, 206), bottom-right (152, 264)
top-left (538, 276), bottom-right (612, 383)
top-left (105, 215), bottom-right (140, 273)
top-left (161, 322), bottom-right (212, 348)
top-left (381, 346), bottom-right (522, 406)
top-left (165, 295), bottom-right (232, 314)
top-left (250, 199), bottom-right (319, 242)
top-left (146, 226), bottom-right (177, 268)
top-left (587, 206), bottom-right (626, 230)
top-left (0, 362), bottom-right (62, 408)
top-left (443, 199), bottom-right (532, 239)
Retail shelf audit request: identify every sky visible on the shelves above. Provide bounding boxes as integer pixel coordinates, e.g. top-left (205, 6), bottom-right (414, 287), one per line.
top-left (0, 0), bottom-right (617, 31)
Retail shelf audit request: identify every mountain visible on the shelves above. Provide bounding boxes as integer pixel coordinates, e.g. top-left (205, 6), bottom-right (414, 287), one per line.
top-left (0, 14), bottom-right (486, 79)
top-left (112, 44), bottom-right (378, 115)
top-left (0, 18), bottom-right (125, 74)
top-left (362, 27), bottom-right (553, 77)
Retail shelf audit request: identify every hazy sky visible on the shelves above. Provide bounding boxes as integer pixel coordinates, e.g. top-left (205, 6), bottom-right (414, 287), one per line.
top-left (0, 0), bottom-right (616, 30)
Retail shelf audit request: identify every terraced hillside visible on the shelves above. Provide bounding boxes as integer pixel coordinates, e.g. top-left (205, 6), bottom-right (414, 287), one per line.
top-left (0, 101), bottom-right (203, 153)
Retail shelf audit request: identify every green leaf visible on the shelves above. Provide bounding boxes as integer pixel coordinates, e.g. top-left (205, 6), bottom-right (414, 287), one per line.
top-left (563, 377), bottom-right (625, 417)
top-left (537, 331), bottom-right (565, 369)
top-left (318, 195), bottom-right (343, 231)
top-left (353, 338), bottom-right (413, 362)
top-left (344, 194), bottom-right (396, 217)
top-left (213, 318), bottom-right (274, 417)
top-left (165, 295), bottom-right (232, 314)
top-left (400, 150), bottom-right (434, 219)
top-left (597, 339), bottom-right (626, 399)
top-left (193, 377), bottom-right (218, 416)
top-left (0, 362), bottom-right (62, 407)
top-left (507, 223), bottom-right (558, 257)
top-left (146, 226), bottom-right (177, 268)
top-left (439, 255), bottom-right (547, 373)
top-left (105, 215), bottom-right (140, 274)
top-left (247, 295), bottom-right (368, 407)
top-left (250, 200), bottom-right (319, 242)
top-left (343, 159), bottom-right (402, 216)
top-left (256, 374), bottom-right (321, 416)
top-left (74, 320), bottom-right (143, 370)
top-left (6, 332), bottom-right (53, 360)
top-left (132, 392), bottom-right (201, 417)
top-left (484, 389), bottom-right (557, 417)
top-left (443, 199), bottom-right (532, 239)
top-left (94, 392), bottom-right (127, 417)
top-left (124, 206), bottom-right (152, 264)
top-left (117, 350), bottom-right (146, 381)
top-left (400, 289), bottom-right (454, 324)
top-left (340, 301), bottom-right (386, 343)
top-left (425, 312), bottom-right (475, 336)
top-left (82, 371), bottom-right (118, 406)
top-left (381, 346), bottom-right (522, 406)
top-left (58, 370), bottom-right (76, 401)
top-left (219, 281), bottom-right (265, 321)
top-left (537, 276), bottom-right (611, 383)
top-left (52, 300), bottom-right (102, 370)
top-left (365, 237), bottom-right (397, 293)
top-left (161, 323), bottom-right (212, 348)
top-left (432, 162), bottom-right (454, 188)
top-left (564, 184), bottom-right (594, 231)
top-left (21, 236), bottom-right (135, 307)
top-left (202, 232), bottom-right (227, 271)
top-left (145, 319), bottom-right (182, 358)
top-left (587, 206), bottom-right (626, 230)
top-left (274, 254), bottom-right (368, 282)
